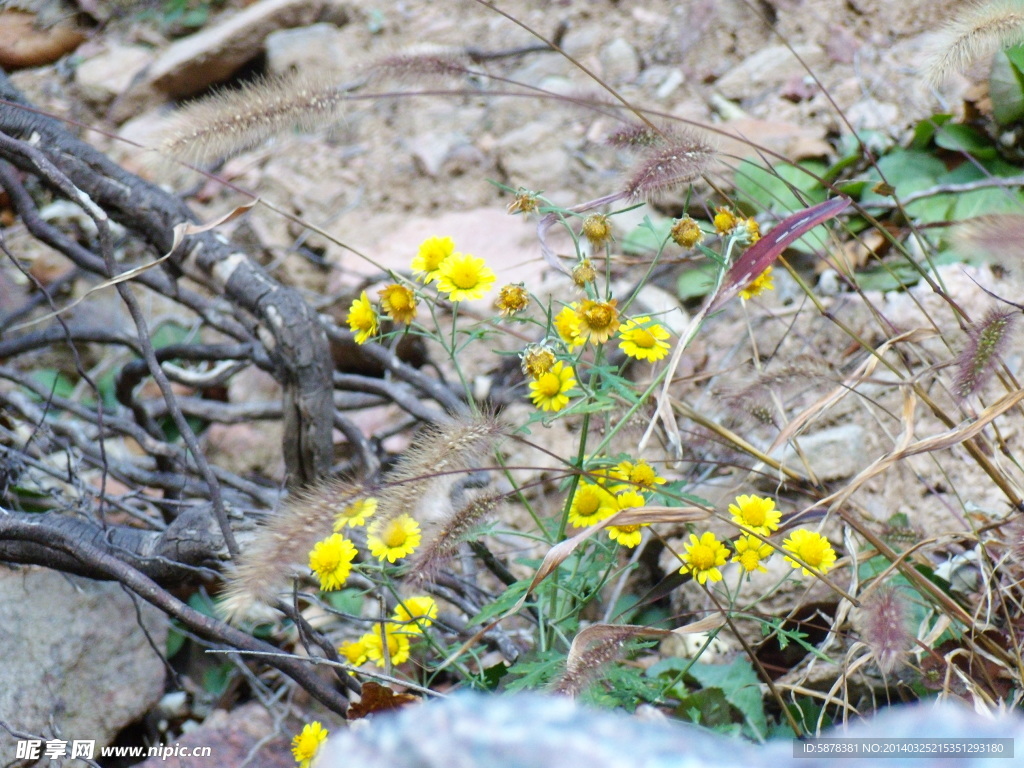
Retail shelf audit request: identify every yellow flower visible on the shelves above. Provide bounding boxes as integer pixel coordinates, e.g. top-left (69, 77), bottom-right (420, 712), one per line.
top-left (618, 316), bottom-right (671, 362)
top-left (742, 217), bottom-right (761, 244)
top-left (576, 299), bottom-right (620, 345)
top-left (392, 595), bottom-right (438, 634)
top-left (308, 534), bottom-right (357, 591)
top-left (678, 531), bottom-right (730, 585)
top-left (346, 291), bottom-right (378, 345)
top-left (339, 636), bottom-right (369, 665)
top-left (567, 481), bottom-right (617, 528)
top-left (507, 191), bottom-right (540, 215)
top-left (520, 344), bottom-right (556, 379)
top-left (362, 625), bottom-right (411, 666)
top-left (713, 206), bottom-right (737, 235)
top-left (412, 236), bottom-right (455, 283)
top-left (739, 267), bottom-right (774, 300)
top-left (496, 283), bottom-right (530, 316)
top-left (291, 721), bottom-right (328, 768)
top-left (607, 490), bottom-right (647, 548)
top-left (554, 304), bottom-right (583, 348)
top-left (367, 514), bottom-right (422, 562)
top-left (728, 494), bottom-right (781, 536)
top-left (671, 216), bottom-right (704, 248)
top-left (437, 252), bottom-right (496, 302)
top-left (732, 534), bottom-right (774, 574)
top-left (528, 360), bottom-right (576, 412)
top-left (783, 528), bottom-right (837, 576)
top-left (333, 497), bottom-right (377, 531)
top-left (582, 213), bottom-right (612, 246)
top-left (571, 259), bottom-right (597, 287)
top-left (378, 283), bottom-right (418, 324)
top-left (610, 458), bottom-right (666, 492)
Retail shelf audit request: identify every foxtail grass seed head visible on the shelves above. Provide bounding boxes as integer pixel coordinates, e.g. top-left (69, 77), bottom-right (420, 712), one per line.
top-left (496, 283), bottom-right (530, 317)
top-left (622, 130), bottom-right (715, 201)
top-left (157, 72), bottom-right (344, 167)
top-left (954, 309), bottom-right (1016, 399)
top-left (367, 48), bottom-right (469, 83)
top-left (670, 216), bottom-right (704, 248)
top-left (571, 259), bottom-right (597, 287)
top-left (605, 122), bottom-right (665, 148)
top-left (954, 213), bottom-right (1024, 260)
top-left (922, 0), bottom-right (1024, 84)
top-left (581, 214), bottom-right (612, 247)
top-left (858, 585), bottom-right (913, 673)
top-left (521, 344), bottom-right (557, 379)
top-left (408, 489), bottom-right (503, 581)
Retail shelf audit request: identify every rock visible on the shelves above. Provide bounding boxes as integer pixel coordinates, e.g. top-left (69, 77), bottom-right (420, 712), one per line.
top-left (715, 44), bottom-right (825, 100)
top-left (0, 9), bottom-right (87, 70)
top-left (134, 702), bottom-right (304, 768)
top-left (74, 44), bottom-right (154, 107)
top-left (142, 0), bottom-right (325, 99)
top-left (0, 568), bottom-right (167, 757)
top-left (265, 22), bottom-right (348, 75)
top-left (774, 423), bottom-right (868, 482)
top-left (319, 692), bottom-right (1024, 768)
top-left (716, 117), bottom-right (832, 163)
top-left (598, 37), bottom-right (641, 83)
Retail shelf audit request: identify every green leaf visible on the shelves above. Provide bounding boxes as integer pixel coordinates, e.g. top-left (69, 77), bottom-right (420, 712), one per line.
top-left (622, 216), bottom-right (674, 256)
top-left (734, 160), bottom-right (831, 253)
top-left (688, 657), bottom-right (768, 740)
top-left (991, 47), bottom-right (1024, 125)
top-left (910, 114), bottom-right (953, 149)
top-left (323, 588), bottom-right (366, 615)
top-left (860, 150), bottom-right (949, 223)
top-left (468, 579), bottom-right (531, 626)
top-left (934, 124), bottom-right (998, 159)
top-left (677, 264), bottom-right (717, 300)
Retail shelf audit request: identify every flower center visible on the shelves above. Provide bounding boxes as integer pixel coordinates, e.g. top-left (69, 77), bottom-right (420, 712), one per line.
top-left (451, 266), bottom-right (479, 289)
top-left (383, 521), bottom-right (408, 548)
top-left (584, 305), bottom-right (613, 329)
top-left (537, 372), bottom-right (561, 397)
top-left (631, 465), bottom-right (655, 486)
top-left (744, 506), bottom-right (766, 526)
top-left (799, 539), bottom-right (825, 566)
top-left (690, 544), bottom-right (715, 570)
top-left (633, 329), bottom-right (656, 348)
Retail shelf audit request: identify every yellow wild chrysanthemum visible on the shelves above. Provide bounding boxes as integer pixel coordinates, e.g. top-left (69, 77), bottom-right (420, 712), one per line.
top-left (678, 531), bottom-right (730, 585)
top-left (346, 291), bottom-right (378, 345)
top-left (610, 458), bottom-right (666, 492)
top-left (308, 533), bottom-right (357, 591)
top-left (618, 316), bottom-right (671, 362)
top-left (554, 304), bottom-right (583, 348)
top-left (728, 494), bottom-right (781, 536)
top-left (670, 216), bottom-right (704, 248)
top-left (412, 235), bottom-right (455, 283)
top-left (291, 722), bottom-right (328, 768)
top-left (571, 259), bottom-right (597, 287)
top-left (333, 497), bottom-right (377, 530)
top-left (392, 595), bottom-right (438, 634)
top-left (367, 514), bottom-right (422, 563)
top-left (783, 529), bottom-right (837, 576)
top-left (528, 360), bottom-right (576, 412)
top-left (339, 636), bottom-right (369, 666)
top-left (567, 481), bottom-right (617, 528)
top-left (576, 299), bottom-right (620, 345)
top-left (739, 267), bottom-right (774, 300)
top-left (606, 490), bottom-right (647, 548)
top-left (496, 283), bottom-right (530, 316)
top-left (437, 252), bottom-right (496, 302)
top-left (361, 625), bottom-right (411, 666)
top-left (379, 283), bottom-right (418, 324)
top-left (582, 213), bottom-right (612, 246)
top-left (732, 534), bottom-right (774, 574)
top-left (713, 206), bottom-right (738, 235)
top-left (520, 344), bottom-right (556, 379)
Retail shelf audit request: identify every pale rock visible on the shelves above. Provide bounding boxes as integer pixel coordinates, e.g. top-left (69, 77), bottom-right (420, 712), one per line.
top-left (774, 423), bottom-right (867, 482)
top-left (598, 37), bottom-right (641, 83)
top-left (715, 44), bottom-right (825, 100)
top-left (141, 0), bottom-right (324, 99)
top-left (265, 22), bottom-right (348, 75)
top-left (74, 44), bottom-right (154, 106)
top-left (0, 568), bottom-right (167, 757)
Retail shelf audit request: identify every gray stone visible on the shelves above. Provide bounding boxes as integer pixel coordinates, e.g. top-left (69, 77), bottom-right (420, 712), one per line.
top-left (715, 44), bottom-right (825, 100)
top-left (598, 37), bottom-right (641, 83)
top-left (0, 567), bottom-right (167, 757)
top-left (775, 423), bottom-right (868, 482)
top-left (143, 0), bottom-right (324, 98)
top-left (265, 22), bottom-right (348, 76)
top-left (74, 44), bottom-right (154, 106)
top-left (319, 693), bottom-right (1024, 768)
